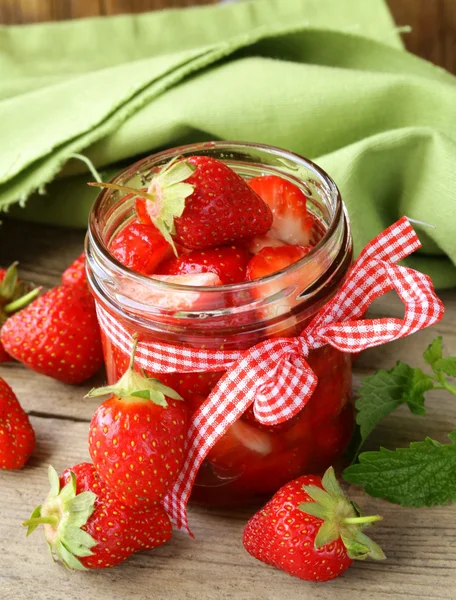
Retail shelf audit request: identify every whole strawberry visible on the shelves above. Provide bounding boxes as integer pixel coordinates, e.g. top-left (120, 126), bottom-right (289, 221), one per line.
top-left (0, 284), bottom-right (103, 384)
top-left (243, 467), bottom-right (384, 582)
top-left (87, 336), bottom-right (188, 510)
top-left (91, 156), bottom-right (273, 250)
top-left (23, 463), bottom-right (172, 570)
top-left (0, 377), bottom-right (35, 469)
top-left (61, 251), bottom-right (87, 288)
top-left (0, 263), bottom-right (40, 362)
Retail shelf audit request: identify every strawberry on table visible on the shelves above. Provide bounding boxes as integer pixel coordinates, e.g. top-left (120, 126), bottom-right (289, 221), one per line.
top-left (61, 251), bottom-right (87, 288)
top-left (243, 467), bottom-right (384, 582)
top-left (0, 377), bottom-right (35, 470)
top-left (0, 284), bottom-right (103, 384)
top-left (91, 155), bottom-right (273, 251)
top-left (23, 463), bottom-right (172, 570)
top-left (248, 175), bottom-right (315, 246)
top-left (158, 244), bottom-right (252, 284)
top-left (110, 220), bottom-right (173, 275)
top-left (0, 263), bottom-right (40, 363)
top-left (87, 336), bottom-right (188, 510)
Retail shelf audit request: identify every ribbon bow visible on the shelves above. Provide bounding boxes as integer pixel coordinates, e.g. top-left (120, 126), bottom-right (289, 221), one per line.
top-left (96, 218), bottom-right (444, 534)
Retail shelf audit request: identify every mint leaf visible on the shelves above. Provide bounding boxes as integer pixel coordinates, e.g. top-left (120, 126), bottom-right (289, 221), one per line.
top-left (355, 362), bottom-right (434, 443)
top-left (434, 357), bottom-right (456, 377)
top-left (343, 432), bottom-right (456, 507)
top-left (423, 336), bottom-right (442, 370)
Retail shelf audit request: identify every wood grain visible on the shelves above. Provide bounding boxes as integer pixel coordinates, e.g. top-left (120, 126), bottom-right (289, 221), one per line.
top-left (1, 218), bottom-right (456, 599)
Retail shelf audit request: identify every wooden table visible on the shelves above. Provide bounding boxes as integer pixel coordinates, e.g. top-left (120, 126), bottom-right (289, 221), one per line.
top-left (1, 2), bottom-right (456, 599)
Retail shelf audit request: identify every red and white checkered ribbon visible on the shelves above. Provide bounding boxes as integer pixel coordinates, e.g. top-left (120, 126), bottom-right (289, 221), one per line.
top-left (96, 217), bottom-right (444, 533)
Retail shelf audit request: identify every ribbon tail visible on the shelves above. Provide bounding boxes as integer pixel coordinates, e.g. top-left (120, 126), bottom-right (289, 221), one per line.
top-left (163, 369), bottom-right (257, 533)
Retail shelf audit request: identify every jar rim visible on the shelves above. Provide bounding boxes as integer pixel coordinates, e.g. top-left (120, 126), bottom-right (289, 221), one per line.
top-left (88, 141), bottom-right (345, 295)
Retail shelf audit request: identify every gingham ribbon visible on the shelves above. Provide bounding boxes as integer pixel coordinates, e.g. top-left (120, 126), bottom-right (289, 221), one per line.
top-left (96, 217), bottom-right (444, 533)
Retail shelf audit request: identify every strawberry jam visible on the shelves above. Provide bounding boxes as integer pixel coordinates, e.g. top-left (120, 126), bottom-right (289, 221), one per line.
top-left (87, 142), bottom-right (354, 507)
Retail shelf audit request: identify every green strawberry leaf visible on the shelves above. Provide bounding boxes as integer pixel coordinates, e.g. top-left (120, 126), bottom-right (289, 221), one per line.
top-left (355, 361), bottom-right (434, 444)
top-left (343, 431), bottom-right (456, 507)
top-left (423, 336), bottom-right (443, 371)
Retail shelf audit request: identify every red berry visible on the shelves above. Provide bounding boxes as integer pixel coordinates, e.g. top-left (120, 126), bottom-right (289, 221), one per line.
top-left (248, 175), bottom-right (315, 246)
top-left (0, 285), bottom-right (103, 384)
top-left (61, 252), bottom-right (87, 287)
top-left (158, 244), bottom-right (252, 284)
top-left (0, 263), bottom-right (40, 363)
top-left (246, 244), bottom-right (312, 280)
top-left (243, 468), bottom-right (384, 582)
top-left (306, 346), bottom-right (352, 427)
top-left (134, 156), bottom-right (273, 250)
top-left (87, 339), bottom-right (188, 510)
top-left (207, 419), bottom-right (280, 472)
top-left (0, 377), bottom-right (35, 469)
top-left (125, 272), bottom-right (223, 313)
top-left (110, 220), bottom-right (173, 275)
top-left (23, 463), bottom-right (172, 570)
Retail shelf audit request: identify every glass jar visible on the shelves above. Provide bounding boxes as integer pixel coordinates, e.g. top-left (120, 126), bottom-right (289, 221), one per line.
top-left (86, 141), bottom-right (353, 507)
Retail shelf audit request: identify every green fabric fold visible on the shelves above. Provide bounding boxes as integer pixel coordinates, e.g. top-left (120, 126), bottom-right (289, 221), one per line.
top-left (1, 0), bottom-right (455, 287)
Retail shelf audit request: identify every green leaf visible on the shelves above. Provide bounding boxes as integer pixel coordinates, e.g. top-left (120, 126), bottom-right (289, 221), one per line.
top-left (24, 505), bottom-right (42, 536)
top-left (355, 361), bottom-right (434, 443)
top-left (343, 431), bottom-right (456, 507)
top-left (53, 539), bottom-right (87, 571)
top-left (298, 502), bottom-right (328, 521)
top-left (314, 520), bottom-right (340, 549)
top-left (48, 465), bottom-right (61, 497)
top-left (423, 336), bottom-right (443, 370)
top-left (434, 357), bottom-right (456, 377)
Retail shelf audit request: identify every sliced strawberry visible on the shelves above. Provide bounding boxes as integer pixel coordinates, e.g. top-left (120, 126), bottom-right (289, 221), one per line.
top-left (312, 405), bottom-right (355, 472)
top-left (233, 447), bottom-right (308, 496)
top-left (110, 220), bottom-right (173, 275)
top-left (246, 245), bottom-right (312, 280)
top-left (306, 346), bottom-right (352, 427)
top-left (207, 420), bottom-right (278, 471)
top-left (118, 272), bottom-right (223, 314)
top-left (248, 175), bottom-right (314, 246)
top-left (244, 234), bottom-right (287, 255)
top-left (158, 245), bottom-right (252, 284)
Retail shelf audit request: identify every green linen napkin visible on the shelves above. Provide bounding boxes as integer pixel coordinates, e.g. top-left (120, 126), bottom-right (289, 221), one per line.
top-left (1, 0), bottom-right (455, 288)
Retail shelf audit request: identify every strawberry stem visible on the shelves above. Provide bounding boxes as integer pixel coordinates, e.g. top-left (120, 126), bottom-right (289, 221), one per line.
top-left (342, 515), bottom-right (382, 525)
top-left (4, 286), bottom-right (41, 314)
top-left (128, 334), bottom-right (139, 371)
top-left (22, 516), bottom-right (59, 527)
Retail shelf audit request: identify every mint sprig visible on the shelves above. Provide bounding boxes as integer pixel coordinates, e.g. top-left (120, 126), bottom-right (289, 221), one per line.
top-left (344, 336), bottom-right (456, 507)
top-left (344, 432), bottom-right (456, 507)
top-left (355, 362), bottom-right (434, 444)
top-left (354, 337), bottom-right (456, 450)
